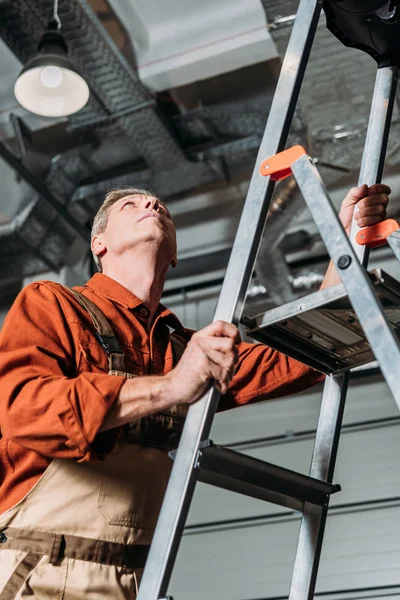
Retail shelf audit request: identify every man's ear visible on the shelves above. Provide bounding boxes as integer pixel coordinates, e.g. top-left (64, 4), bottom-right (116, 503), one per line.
top-left (92, 235), bottom-right (106, 258)
top-left (171, 257), bottom-right (178, 268)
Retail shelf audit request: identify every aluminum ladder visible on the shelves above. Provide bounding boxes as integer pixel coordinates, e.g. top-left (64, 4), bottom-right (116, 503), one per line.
top-left (137, 2), bottom-right (400, 598)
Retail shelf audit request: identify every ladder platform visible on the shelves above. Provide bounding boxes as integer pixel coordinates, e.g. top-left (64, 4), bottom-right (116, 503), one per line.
top-left (243, 268), bottom-right (400, 375)
top-left (195, 441), bottom-right (340, 511)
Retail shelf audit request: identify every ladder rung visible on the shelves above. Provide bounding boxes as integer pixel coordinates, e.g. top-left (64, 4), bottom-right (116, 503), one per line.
top-left (244, 269), bottom-right (400, 375)
top-left (195, 442), bottom-right (340, 511)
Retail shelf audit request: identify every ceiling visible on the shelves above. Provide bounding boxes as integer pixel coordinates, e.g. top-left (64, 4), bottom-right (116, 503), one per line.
top-left (1, 0), bottom-right (400, 314)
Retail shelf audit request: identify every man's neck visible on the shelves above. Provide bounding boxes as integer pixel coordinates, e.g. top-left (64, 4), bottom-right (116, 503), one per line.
top-left (102, 250), bottom-right (169, 323)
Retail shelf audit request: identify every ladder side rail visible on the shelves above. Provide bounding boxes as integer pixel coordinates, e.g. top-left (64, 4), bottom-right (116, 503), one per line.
top-left (137, 1), bottom-right (322, 598)
top-left (292, 153), bottom-right (400, 406)
top-left (349, 65), bottom-right (398, 266)
top-left (289, 63), bottom-right (398, 599)
top-left (289, 373), bottom-right (349, 599)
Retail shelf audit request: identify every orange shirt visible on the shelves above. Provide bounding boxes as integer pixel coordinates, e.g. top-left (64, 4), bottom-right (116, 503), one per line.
top-left (0, 273), bottom-right (323, 513)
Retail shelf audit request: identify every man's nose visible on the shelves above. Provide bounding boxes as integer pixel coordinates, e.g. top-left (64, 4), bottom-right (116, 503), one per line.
top-left (143, 197), bottom-right (158, 211)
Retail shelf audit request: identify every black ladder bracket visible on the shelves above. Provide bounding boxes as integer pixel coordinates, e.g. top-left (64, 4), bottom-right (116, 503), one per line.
top-left (172, 440), bottom-right (340, 512)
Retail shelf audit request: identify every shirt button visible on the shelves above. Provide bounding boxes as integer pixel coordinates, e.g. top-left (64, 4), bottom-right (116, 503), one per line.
top-left (139, 307), bottom-right (149, 319)
top-left (0, 532), bottom-right (7, 543)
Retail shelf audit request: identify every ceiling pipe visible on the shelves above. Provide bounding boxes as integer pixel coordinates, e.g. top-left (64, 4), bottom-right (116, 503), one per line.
top-left (0, 139), bottom-right (90, 242)
top-left (256, 175), bottom-right (309, 305)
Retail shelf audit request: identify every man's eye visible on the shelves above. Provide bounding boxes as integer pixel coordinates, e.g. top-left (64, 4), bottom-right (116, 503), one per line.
top-left (159, 206), bottom-right (171, 219)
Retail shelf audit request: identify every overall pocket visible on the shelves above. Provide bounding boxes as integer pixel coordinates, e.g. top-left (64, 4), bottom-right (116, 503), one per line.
top-left (97, 443), bottom-right (172, 530)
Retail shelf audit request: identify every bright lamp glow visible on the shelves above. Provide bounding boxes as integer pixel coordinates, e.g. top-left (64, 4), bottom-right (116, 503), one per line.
top-left (14, 3), bottom-right (90, 118)
top-left (40, 65), bottom-right (63, 88)
top-left (15, 61), bottom-right (89, 118)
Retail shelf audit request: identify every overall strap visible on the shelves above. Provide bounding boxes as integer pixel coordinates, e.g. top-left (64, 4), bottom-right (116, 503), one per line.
top-left (67, 287), bottom-right (186, 374)
top-left (68, 288), bottom-right (127, 375)
top-left (169, 333), bottom-right (186, 363)
top-left (67, 286), bottom-right (188, 449)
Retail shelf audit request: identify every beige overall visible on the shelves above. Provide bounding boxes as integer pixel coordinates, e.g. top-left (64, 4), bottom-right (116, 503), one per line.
top-left (0, 290), bottom-right (187, 599)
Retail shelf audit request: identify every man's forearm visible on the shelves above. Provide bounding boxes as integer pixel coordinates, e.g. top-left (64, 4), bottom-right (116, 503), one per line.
top-left (100, 375), bottom-right (175, 432)
top-left (320, 259), bottom-right (341, 289)
top-left (101, 321), bottom-right (242, 431)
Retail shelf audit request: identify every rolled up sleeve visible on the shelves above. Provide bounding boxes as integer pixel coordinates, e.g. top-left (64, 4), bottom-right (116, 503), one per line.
top-left (0, 282), bottom-right (125, 461)
top-left (219, 341), bottom-right (325, 411)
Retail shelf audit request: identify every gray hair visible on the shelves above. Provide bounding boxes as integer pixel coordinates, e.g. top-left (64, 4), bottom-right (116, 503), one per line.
top-left (91, 186), bottom-right (155, 272)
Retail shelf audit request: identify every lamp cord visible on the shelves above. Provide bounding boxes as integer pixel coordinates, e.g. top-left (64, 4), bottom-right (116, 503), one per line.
top-left (53, 0), bottom-right (61, 29)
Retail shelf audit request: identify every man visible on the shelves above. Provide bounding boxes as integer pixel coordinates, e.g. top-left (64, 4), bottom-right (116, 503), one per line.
top-left (0, 182), bottom-right (389, 599)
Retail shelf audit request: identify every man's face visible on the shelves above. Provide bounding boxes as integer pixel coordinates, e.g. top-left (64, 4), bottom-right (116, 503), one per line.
top-left (94, 194), bottom-right (177, 267)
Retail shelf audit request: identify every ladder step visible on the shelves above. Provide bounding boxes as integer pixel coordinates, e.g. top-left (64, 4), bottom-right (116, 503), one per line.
top-left (243, 268), bottom-right (400, 375)
top-left (195, 442), bottom-right (340, 512)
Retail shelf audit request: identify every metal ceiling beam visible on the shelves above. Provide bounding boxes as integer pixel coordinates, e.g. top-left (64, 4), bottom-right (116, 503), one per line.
top-left (0, 140), bottom-right (90, 243)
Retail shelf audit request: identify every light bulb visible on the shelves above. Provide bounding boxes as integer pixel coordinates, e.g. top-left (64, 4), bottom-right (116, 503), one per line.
top-left (40, 65), bottom-right (63, 88)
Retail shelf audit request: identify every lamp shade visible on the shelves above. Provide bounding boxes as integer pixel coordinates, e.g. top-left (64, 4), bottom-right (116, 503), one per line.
top-left (14, 29), bottom-right (90, 118)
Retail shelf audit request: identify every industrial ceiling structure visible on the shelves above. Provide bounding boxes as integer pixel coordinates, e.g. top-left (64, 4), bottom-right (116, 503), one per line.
top-left (1, 0), bottom-right (400, 316)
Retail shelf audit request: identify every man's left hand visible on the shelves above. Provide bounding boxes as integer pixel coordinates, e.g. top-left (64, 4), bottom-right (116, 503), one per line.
top-left (320, 182), bottom-right (391, 289)
top-left (339, 183), bottom-right (390, 236)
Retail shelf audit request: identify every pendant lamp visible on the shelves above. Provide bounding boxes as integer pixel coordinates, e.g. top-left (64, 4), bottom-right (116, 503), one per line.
top-left (14, 1), bottom-right (89, 118)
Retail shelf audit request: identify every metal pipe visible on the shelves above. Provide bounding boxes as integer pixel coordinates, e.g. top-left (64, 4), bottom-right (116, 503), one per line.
top-left (67, 100), bottom-right (156, 132)
top-left (350, 64), bottom-right (398, 266)
top-left (0, 140), bottom-right (90, 243)
top-left (257, 176), bottom-right (302, 304)
top-left (137, 1), bottom-right (322, 597)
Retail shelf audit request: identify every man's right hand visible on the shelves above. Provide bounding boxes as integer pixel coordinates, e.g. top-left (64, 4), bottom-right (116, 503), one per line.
top-left (164, 320), bottom-right (240, 405)
top-left (101, 320), bottom-right (240, 432)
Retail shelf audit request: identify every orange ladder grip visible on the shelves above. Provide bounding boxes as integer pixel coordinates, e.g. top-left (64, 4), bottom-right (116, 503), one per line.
top-left (356, 219), bottom-right (400, 248)
top-left (260, 146), bottom-right (399, 249)
top-left (259, 145), bottom-right (307, 181)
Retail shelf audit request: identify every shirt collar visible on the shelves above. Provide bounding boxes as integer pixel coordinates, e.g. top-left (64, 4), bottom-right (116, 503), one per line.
top-left (84, 273), bottom-right (185, 332)
top-left (155, 303), bottom-right (186, 333)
